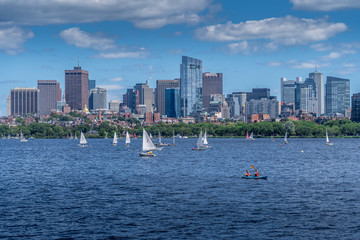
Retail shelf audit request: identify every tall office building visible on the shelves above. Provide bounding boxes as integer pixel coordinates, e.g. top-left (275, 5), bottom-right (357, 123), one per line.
top-left (351, 93), bottom-right (360, 122)
top-left (307, 71), bottom-right (324, 116)
top-left (155, 79), bottom-right (180, 115)
top-left (247, 88), bottom-right (270, 101)
top-left (89, 80), bottom-right (96, 90)
top-left (123, 88), bottom-right (139, 113)
top-left (180, 56), bottom-right (202, 117)
top-left (245, 98), bottom-right (279, 119)
top-left (202, 72), bottom-right (223, 111)
top-left (294, 81), bottom-right (317, 114)
top-left (165, 88), bottom-right (180, 118)
top-left (37, 80), bottom-right (61, 115)
top-left (134, 83), bottom-right (154, 113)
top-left (280, 77), bottom-right (296, 104)
top-left (9, 88), bottom-right (39, 116)
top-left (89, 87), bottom-right (107, 110)
top-left (325, 76), bottom-right (350, 116)
top-left (65, 66), bottom-right (89, 110)
top-left (109, 100), bottom-right (120, 112)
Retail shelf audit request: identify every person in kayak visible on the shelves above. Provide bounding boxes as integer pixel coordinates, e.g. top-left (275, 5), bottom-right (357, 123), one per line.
top-left (244, 170), bottom-right (252, 177)
top-left (254, 169), bottom-right (260, 177)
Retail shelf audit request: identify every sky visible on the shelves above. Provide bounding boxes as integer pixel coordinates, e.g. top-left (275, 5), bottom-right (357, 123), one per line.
top-left (1, 0), bottom-right (360, 116)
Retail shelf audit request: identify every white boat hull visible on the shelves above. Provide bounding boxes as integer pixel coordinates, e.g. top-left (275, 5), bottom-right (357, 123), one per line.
top-left (139, 152), bottom-right (157, 157)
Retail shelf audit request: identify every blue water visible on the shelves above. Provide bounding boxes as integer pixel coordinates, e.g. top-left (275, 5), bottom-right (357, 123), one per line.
top-left (1, 138), bottom-right (360, 239)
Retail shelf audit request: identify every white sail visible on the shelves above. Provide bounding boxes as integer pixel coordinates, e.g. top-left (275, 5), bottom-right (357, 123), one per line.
top-left (113, 132), bottom-right (118, 145)
top-left (284, 132), bottom-right (288, 144)
top-left (326, 129), bottom-right (329, 143)
top-left (158, 131), bottom-right (162, 144)
top-left (173, 130), bottom-right (176, 145)
top-left (202, 130), bottom-right (208, 145)
top-left (80, 132), bottom-right (87, 144)
top-left (74, 133), bottom-right (78, 139)
top-left (125, 131), bottom-right (130, 144)
top-left (142, 128), bottom-right (156, 151)
top-left (196, 129), bottom-right (203, 147)
top-left (249, 132), bottom-right (254, 140)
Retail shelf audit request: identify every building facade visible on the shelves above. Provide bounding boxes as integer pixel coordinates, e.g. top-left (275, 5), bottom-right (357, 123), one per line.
top-left (180, 56), bottom-right (202, 117)
top-left (89, 80), bottom-right (96, 90)
top-left (247, 88), bottom-right (270, 101)
top-left (37, 80), bottom-right (61, 115)
top-left (202, 72), bottom-right (223, 111)
top-left (109, 100), bottom-right (120, 112)
top-left (308, 71), bottom-right (324, 116)
top-left (65, 66), bottom-right (89, 110)
top-left (165, 88), bottom-right (180, 118)
top-left (9, 88), bottom-right (39, 116)
top-left (325, 76), bottom-right (350, 116)
top-left (280, 77), bottom-right (296, 104)
top-left (134, 83), bottom-right (154, 113)
top-left (351, 93), bottom-right (360, 122)
top-left (89, 87), bottom-right (107, 110)
top-left (155, 79), bottom-right (180, 115)
top-left (245, 98), bottom-right (279, 120)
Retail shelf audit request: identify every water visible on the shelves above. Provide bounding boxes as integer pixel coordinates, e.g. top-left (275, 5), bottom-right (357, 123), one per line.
top-left (1, 138), bottom-right (360, 239)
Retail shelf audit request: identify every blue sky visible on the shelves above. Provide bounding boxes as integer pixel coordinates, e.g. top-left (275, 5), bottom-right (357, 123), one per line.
top-left (1, 0), bottom-right (360, 116)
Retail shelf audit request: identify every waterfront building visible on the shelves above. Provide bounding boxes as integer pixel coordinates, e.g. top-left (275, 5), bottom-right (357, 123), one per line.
top-left (134, 83), bottom-right (154, 113)
top-left (245, 98), bottom-right (279, 121)
top-left (351, 93), bottom-right (360, 122)
top-left (325, 76), bottom-right (350, 116)
top-left (89, 80), bottom-right (96, 90)
top-left (89, 87), bottom-right (107, 110)
top-left (65, 66), bottom-right (89, 110)
top-left (180, 56), bottom-right (202, 117)
top-left (37, 80), bottom-right (61, 115)
top-left (109, 100), bottom-right (120, 112)
top-left (295, 80), bottom-right (317, 115)
top-left (9, 87), bottom-right (39, 116)
top-left (155, 79), bottom-right (180, 115)
top-left (280, 77), bottom-right (296, 104)
top-left (202, 72), bottom-right (223, 111)
top-left (307, 70), bottom-right (324, 116)
top-left (165, 88), bottom-right (180, 118)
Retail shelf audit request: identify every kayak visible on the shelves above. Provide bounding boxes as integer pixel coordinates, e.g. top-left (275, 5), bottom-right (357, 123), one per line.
top-left (241, 175), bottom-right (267, 180)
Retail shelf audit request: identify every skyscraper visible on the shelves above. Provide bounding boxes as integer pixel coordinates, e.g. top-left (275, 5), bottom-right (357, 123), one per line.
top-left (180, 56), bottom-right (202, 117)
top-left (351, 93), bottom-right (360, 122)
top-left (308, 71), bottom-right (324, 116)
top-left (325, 76), bottom-right (350, 116)
top-left (37, 80), bottom-right (61, 115)
top-left (89, 87), bottom-right (107, 110)
top-left (65, 66), bottom-right (89, 110)
top-left (165, 88), bottom-right (180, 118)
top-left (134, 83), bottom-right (154, 113)
top-left (247, 88), bottom-right (270, 101)
top-left (202, 72), bottom-right (223, 111)
top-left (280, 77), bottom-right (296, 104)
top-left (89, 80), bottom-right (96, 90)
top-left (9, 88), bottom-right (39, 116)
top-left (155, 79), bottom-right (180, 115)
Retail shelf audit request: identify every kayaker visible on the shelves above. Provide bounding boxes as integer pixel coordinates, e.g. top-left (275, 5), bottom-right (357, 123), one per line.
top-left (254, 169), bottom-right (260, 177)
top-left (244, 170), bottom-right (251, 177)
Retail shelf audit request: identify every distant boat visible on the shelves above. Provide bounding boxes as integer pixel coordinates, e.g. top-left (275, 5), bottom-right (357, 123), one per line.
top-left (192, 129), bottom-right (206, 150)
top-left (74, 133), bottom-right (78, 139)
top-left (149, 133), bottom-right (153, 139)
top-left (155, 130), bottom-right (170, 146)
top-left (125, 131), bottom-right (130, 146)
top-left (20, 131), bottom-right (27, 142)
top-left (246, 131), bottom-right (254, 140)
top-left (271, 135), bottom-right (274, 142)
top-left (202, 130), bottom-right (211, 148)
top-left (112, 132), bottom-right (118, 146)
top-left (139, 128), bottom-right (157, 157)
top-left (325, 129), bottom-right (334, 146)
top-left (169, 130), bottom-right (176, 146)
top-left (69, 133), bottom-right (73, 140)
top-left (7, 134), bottom-right (11, 139)
top-left (78, 132), bottom-right (88, 147)
top-left (133, 133), bottom-right (137, 139)
top-left (105, 132), bottom-right (108, 139)
top-left (284, 132), bottom-right (288, 144)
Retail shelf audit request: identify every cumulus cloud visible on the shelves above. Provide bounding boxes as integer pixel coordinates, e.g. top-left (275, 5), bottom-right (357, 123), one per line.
top-left (0, 0), bottom-right (213, 29)
top-left (97, 50), bottom-right (149, 59)
top-left (0, 26), bottom-right (34, 54)
top-left (291, 0), bottom-right (360, 11)
top-left (195, 16), bottom-right (347, 46)
top-left (310, 43), bottom-right (333, 51)
top-left (97, 84), bottom-right (125, 90)
top-left (109, 77), bottom-right (123, 82)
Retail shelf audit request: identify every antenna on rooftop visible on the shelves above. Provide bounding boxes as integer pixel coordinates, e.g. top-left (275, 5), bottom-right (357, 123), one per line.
top-left (78, 56), bottom-right (80, 67)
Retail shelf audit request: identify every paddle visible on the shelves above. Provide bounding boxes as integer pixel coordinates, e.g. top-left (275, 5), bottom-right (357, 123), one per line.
top-left (251, 165), bottom-right (255, 170)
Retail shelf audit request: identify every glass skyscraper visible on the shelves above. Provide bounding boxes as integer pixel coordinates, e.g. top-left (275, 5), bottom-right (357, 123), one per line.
top-left (325, 77), bottom-right (350, 116)
top-left (308, 71), bottom-right (324, 116)
top-left (351, 93), bottom-right (360, 122)
top-left (165, 88), bottom-right (180, 118)
top-left (180, 56), bottom-right (202, 117)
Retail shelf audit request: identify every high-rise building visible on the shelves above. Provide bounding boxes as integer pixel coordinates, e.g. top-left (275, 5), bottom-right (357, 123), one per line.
top-left (9, 88), bottom-right (39, 116)
top-left (65, 66), bottom-right (89, 110)
top-left (245, 98), bottom-right (279, 120)
top-left (165, 88), bottom-right (180, 118)
top-left (351, 93), bottom-right (360, 122)
top-left (89, 87), bottom-right (107, 110)
top-left (247, 88), bottom-right (270, 101)
top-left (180, 56), bottom-right (202, 117)
top-left (202, 72), bottom-right (223, 111)
top-left (155, 79), bottom-right (180, 115)
top-left (89, 80), bottom-right (96, 90)
top-left (325, 76), bottom-right (350, 116)
top-left (295, 81), bottom-right (317, 114)
top-left (109, 100), bottom-right (120, 112)
top-left (308, 71), bottom-right (324, 116)
top-left (134, 83), bottom-right (154, 113)
top-left (37, 80), bottom-right (61, 115)
top-left (123, 88), bottom-right (139, 113)
top-left (280, 77), bottom-right (296, 104)
top-left (230, 92), bottom-right (247, 117)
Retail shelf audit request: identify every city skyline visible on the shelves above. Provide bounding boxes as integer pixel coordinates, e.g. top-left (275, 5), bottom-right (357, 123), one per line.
top-left (1, 0), bottom-right (360, 116)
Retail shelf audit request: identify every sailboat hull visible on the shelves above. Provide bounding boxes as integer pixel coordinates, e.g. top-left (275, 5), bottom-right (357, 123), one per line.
top-left (78, 144), bottom-right (88, 147)
top-left (139, 152), bottom-right (157, 157)
top-left (241, 176), bottom-right (267, 180)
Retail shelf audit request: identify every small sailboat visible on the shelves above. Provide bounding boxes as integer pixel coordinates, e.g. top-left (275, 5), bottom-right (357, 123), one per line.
top-left (69, 133), bottom-right (73, 140)
top-left (284, 132), bottom-right (288, 144)
top-left (271, 135), bottom-right (275, 142)
top-left (249, 132), bottom-right (255, 140)
top-left (202, 130), bottom-right (211, 148)
top-left (112, 132), bottom-right (118, 146)
top-left (74, 133), bottom-right (78, 139)
top-left (325, 129), bottom-right (334, 146)
top-left (155, 130), bottom-right (170, 146)
top-left (169, 130), bottom-right (176, 146)
top-left (20, 131), bottom-right (27, 142)
top-left (104, 132), bottom-right (108, 139)
top-left (125, 131), bottom-right (131, 146)
top-left (78, 132), bottom-right (88, 147)
top-left (133, 133), bottom-right (137, 139)
top-left (139, 128), bottom-right (157, 157)
top-left (192, 129), bottom-right (206, 150)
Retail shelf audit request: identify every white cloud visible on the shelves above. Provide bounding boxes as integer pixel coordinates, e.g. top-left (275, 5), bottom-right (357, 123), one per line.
top-left (226, 41), bottom-right (278, 54)
top-left (0, 0), bottom-right (213, 29)
top-left (266, 61), bottom-right (282, 67)
top-left (0, 26), bottom-right (34, 54)
top-left (291, 0), bottom-right (360, 11)
top-left (310, 43), bottom-right (333, 51)
top-left (97, 84), bottom-right (125, 90)
top-left (97, 50), bottom-right (149, 59)
top-left (337, 63), bottom-right (358, 75)
top-left (195, 16), bottom-right (347, 46)
top-left (109, 77), bottom-right (123, 82)
top-left (60, 27), bottom-right (116, 50)
top-left (291, 61), bottom-right (330, 69)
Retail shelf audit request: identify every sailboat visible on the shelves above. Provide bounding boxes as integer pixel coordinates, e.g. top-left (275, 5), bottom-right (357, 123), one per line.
top-left (169, 130), bottom-right (176, 146)
top-left (325, 129), bottom-right (334, 146)
top-left (112, 132), bottom-right (118, 146)
top-left (133, 133), bottom-right (137, 139)
top-left (271, 135), bottom-right (275, 142)
top-left (20, 131), bottom-right (27, 142)
top-left (202, 130), bottom-right (210, 148)
top-left (139, 128), bottom-right (157, 157)
top-left (284, 132), bottom-right (288, 144)
top-left (104, 132), bottom-right (108, 139)
top-left (125, 131), bottom-right (131, 146)
top-left (155, 130), bottom-right (170, 146)
top-left (192, 129), bottom-right (206, 150)
top-left (74, 133), bottom-right (78, 139)
top-left (78, 132), bottom-right (88, 147)
top-left (69, 133), bottom-right (73, 140)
